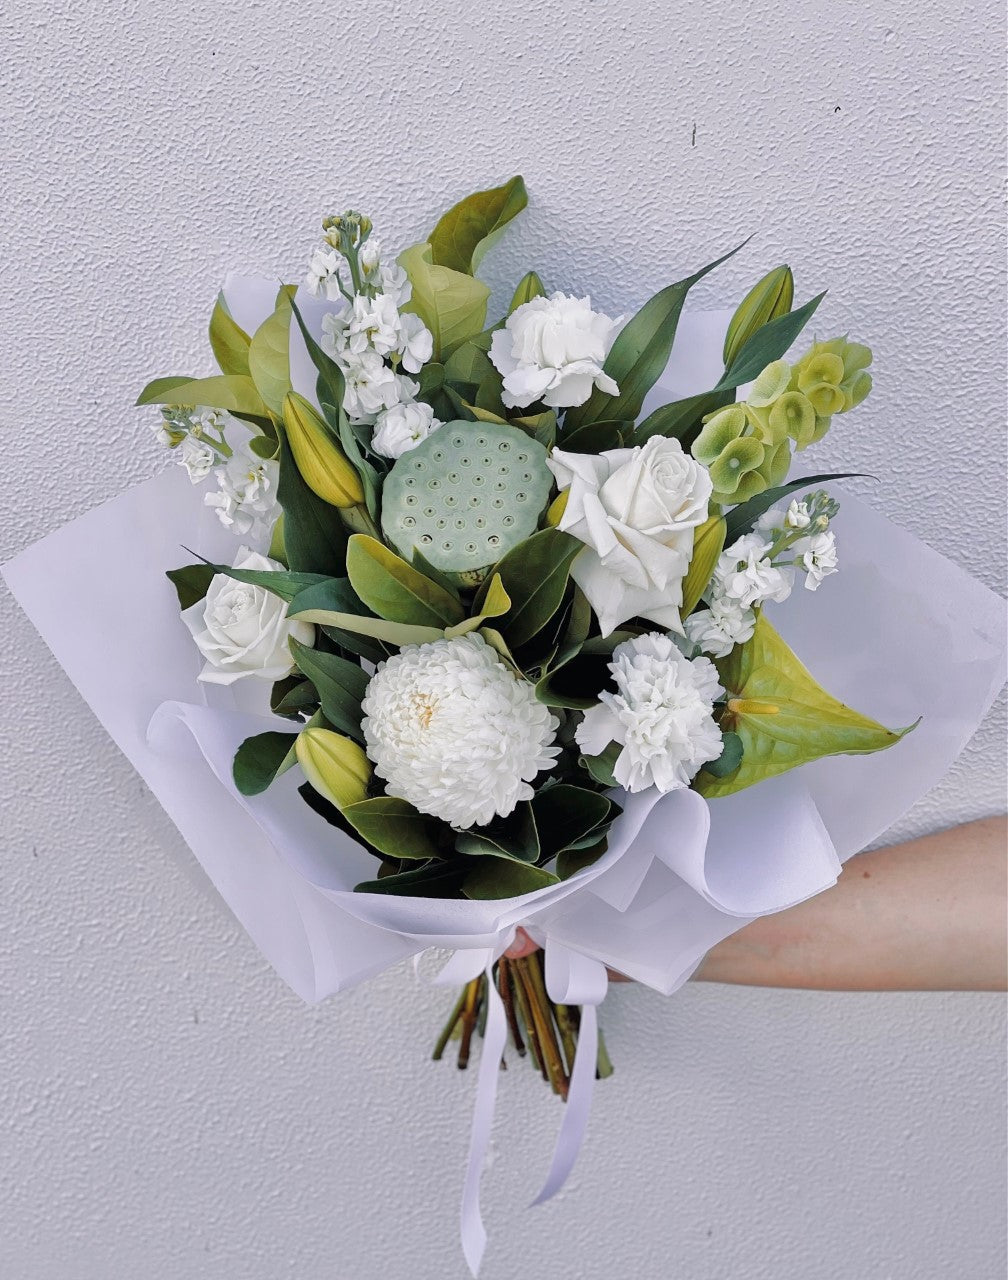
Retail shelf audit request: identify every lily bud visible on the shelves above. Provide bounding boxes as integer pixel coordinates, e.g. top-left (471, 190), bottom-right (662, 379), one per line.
top-left (295, 727), bottom-right (371, 810)
top-left (282, 392), bottom-right (364, 509)
top-left (723, 265), bottom-right (794, 368)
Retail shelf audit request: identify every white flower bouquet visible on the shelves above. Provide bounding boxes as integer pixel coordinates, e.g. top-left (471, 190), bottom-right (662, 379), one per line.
top-left (5, 177), bottom-right (1004, 1273)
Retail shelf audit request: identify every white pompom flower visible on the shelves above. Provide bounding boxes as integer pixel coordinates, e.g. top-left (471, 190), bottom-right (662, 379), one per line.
top-left (576, 632), bottom-right (724, 793)
top-left (361, 633), bottom-right (560, 828)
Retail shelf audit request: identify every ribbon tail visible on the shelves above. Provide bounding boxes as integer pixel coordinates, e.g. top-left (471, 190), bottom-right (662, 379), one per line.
top-left (531, 1000), bottom-right (599, 1205)
top-left (459, 963), bottom-right (507, 1277)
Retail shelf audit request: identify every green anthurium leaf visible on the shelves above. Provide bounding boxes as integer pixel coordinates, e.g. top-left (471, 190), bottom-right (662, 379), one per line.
top-left (398, 242), bottom-right (491, 360)
top-left (723, 473), bottom-right (868, 543)
top-left (508, 270), bottom-right (545, 312)
top-left (563, 240), bottom-right (748, 430)
top-left (247, 285), bottom-right (295, 418)
top-left (342, 796), bottom-right (448, 860)
top-left (288, 639), bottom-right (368, 741)
top-left (718, 291), bottom-right (826, 389)
top-left (694, 613), bottom-right (916, 799)
top-left (208, 291), bottom-right (251, 376)
top-left (556, 837), bottom-right (609, 880)
top-left (166, 563), bottom-right (216, 610)
top-left (136, 375), bottom-right (198, 405)
top-left (535, 632), bottom-right (631, 709)
top-left (531, 784), bottom-right (614, 857)
top-left (635, 388), bottom-right (735, 444)
top-left (702, 730), bottom-right (743, 778)
top-left (463, 859), bottom-right (560, 900)
top-left (356, 861), bottom-right (466, 897)
top-left (455, 802), bottom-right (540, 862)
top-left (346, 534), bottom-right (465, 627)
top-left (135, 373), bottom-right (267, 416)
top-left (558, 418), bottom-right (628, 453)
top-left (478, 528), bottom-right (582, 648)
top-left (232, 730), bottom-right (300, 796)
top-left (427, 175), bottom-right (528, 275)
top-left (682, 516), bottom-right (727, 614)
top-left (277, 436), bottom-right (349, 578)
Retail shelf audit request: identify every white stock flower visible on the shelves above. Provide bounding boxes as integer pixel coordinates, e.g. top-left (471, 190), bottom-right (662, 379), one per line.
top-left (396, 310), bottom-right (434, 373)
top-left (320, 301), bottom-right (353, 359)
top-left (182, 548), bottom-right (314, 686)
top-left (305, 245), bottom-right (344, 301)
top-left (684, 595), bottom-right (756, 658)
top-left (715, 533), bottom-right (794, 609)
top-left (380, 262), bottom-right (412, 307)
top-left (489, 291), bottom-right (625, 409)
top-left (795, 529), bottom-right (838, 590)
top-left (361, 633), bottom-right (560, 828)
top-left (371, 401), bottom-right (441, 459)
top-left (175, 435), bottom-right (216, 483)
top-left (204, 441), bottom-right (280, 541)
top-left (359, 236), bottom-right (382, 281)
top-left (548, 436), bottom-right (713, 636)
top-left (346, 292), bottom-right (401, 358)
top-left (756, 500), bottom-right (813, 537)
top-left (576, 632), bottom-right (723, 793)
top-left (785, 498), bottom-right (812, 529)
top-left (341, 350), bottom-right (403, 420)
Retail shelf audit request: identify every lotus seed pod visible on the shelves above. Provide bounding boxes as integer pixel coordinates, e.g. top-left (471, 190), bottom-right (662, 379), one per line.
top-left (748, 359), bottom-right (793, 408)
top-left (722, 265), bottom-right (794, 368)
top-left (692, 403), bottom-right (747, 464)
top-left (380, 419), bottom-right (553, 588)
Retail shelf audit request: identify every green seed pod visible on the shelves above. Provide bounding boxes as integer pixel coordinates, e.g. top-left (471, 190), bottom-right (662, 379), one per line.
top-left (722, 265), bottom-right (794, 368)
top-left (380, 420), bottom-right (553, 588)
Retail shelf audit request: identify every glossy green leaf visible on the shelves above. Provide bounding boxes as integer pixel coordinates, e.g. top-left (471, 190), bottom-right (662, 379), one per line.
top-left (695, 613), bottom-right (916, 798)
top-left (723, 473), bottom-right (867, 543)
top-left (427, 175), bottom-right (528, 275)
top-left (718, 291), bottom-right (825, 390)
top-left (532, 784), bottom-right (614, 857)
top-left (136, 375), bottom-right (197, 405)
top-left (535, 632), bottom-right (630, 709)
top-left (135, 373), bottom-right (267, 416)
top-left (346, 534), bottom-right (465, 627)
top-left (355, 861), bottom-right (466, 897)
top-left (232, 730), bottom-right (299, 796)
top-left (480, 528), bottom-right (582, 648)
top-left (463, 860), bottom-right (560, 900)
top-left (703, 730), bottom-right (743, 778)
top-left (247, 285), bottom-right (295, 418)
top-left (189, 558), bottom-right (332, 604)
top-left (289, 639), bottom-right (368, 740)
top-left (558, 418), bottom-right (627, 453)
top-left (398, 242), bottom-right (491, 360)
top-left (208, 292), bottom-right (251, 376)
top-left (682, 516), bottom-right (727, 614)
top-left (444, 573), bottom-right (512, 638)
top-left (455, 803), bottom-right (540, 862)
top-left (579, 742), bottom-right (621, 787)
top-left (342, 796), bottom-right (447, 860)
top-left (166, 563), bottom-right (215, 610)
top-left (277, 435), bottom-right (349, 577)
top-left (635, 388), bottom-right (735, 444)
top-left (556, 838), bottom-right (609, 880)
top-left (270, 675), bottom-right (319, 719)
top-left (508, 270), bottom-right (545, 312)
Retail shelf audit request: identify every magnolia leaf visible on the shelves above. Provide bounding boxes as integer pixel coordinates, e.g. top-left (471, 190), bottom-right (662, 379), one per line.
top-left (695, 613), bottom-right (915, 798)
top-left (556, 838), bottom-right (609, 880)
top-left (277, 436), bottom-right (349, 578)
top-left (463, 860), bottom-right (560, 900)
top-left (135, 373), bottom-right (267, 416)
top-left (682, 516), bottom-right (727, 614)
top-left (233, 730), bottom-right (299, 796)
top-left (166, 563), bottom-right (216, 610)
top-left (270, 675), bottom-right (319, 719)
top-left (535, 632), bottom-right (631, 709)
top-left (355, 861), bottom-right (466, 897)
top-left (531, 785), bottom-right (614, 857)
top-left (208, 292), bottom-right (251, 376)
top-left (398, 242), bottom-right (491, 360)
top-left (579, 742), bottom-right (621, 787)
top-left (287, 580), bottom-right (445, 647)
top-left (479, 528), bottom-right (582, 648)
top-left (289, 639), bottom-right (368, 741)
top-left (342, 796), bottom-right (447, 860)
top-left (248, 285), bottom-right (295, 419)
top-left (346, 535), bottom-right (465, 627)
top-left (455, 803), bottom-right (540, 863)
top-left (563, 240), bottom-right (748, 430)
top-left (444, 573), bottom-right (512, 638)
top-left (427, 175), bottom-right (528, 275)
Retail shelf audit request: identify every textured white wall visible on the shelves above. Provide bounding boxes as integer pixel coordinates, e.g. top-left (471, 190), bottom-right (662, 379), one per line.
top-left (1, 1), bottom-right (1005, 1277)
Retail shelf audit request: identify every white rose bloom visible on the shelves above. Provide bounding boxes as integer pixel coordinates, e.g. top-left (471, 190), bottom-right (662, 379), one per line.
top-left (372, 401), bottom-right (441, 459)
top-left (795, 529), bottom-right (838, 590)
top-left (489, 291), bottom-right (626, 409)
top-left (341, 350), bottom-right (403, 420)
top-left (175, 435), bottom-right (217, 483)
top-left (684, 595), bottom-right (756, 658)
top-left (361, 633), bottom-right (560, 828)
top-left (396, 310), bottom-right (434, 373)
top-left (305, 245), bottom-right (344, 301)
top-left (576, 632), bottom-right (724, 794)
top-left (548, 436), bottom-right (713, 636)
top-left (715, 533), bottom-right (794, 609)
top-left (182, 548), bottom-right (315, 685)
top-left (346, 292), bottom-right (401, 358)
top-left (380, 262), bottom-right (412, 307)
top-left (204, 441), bottom-right (280, 541)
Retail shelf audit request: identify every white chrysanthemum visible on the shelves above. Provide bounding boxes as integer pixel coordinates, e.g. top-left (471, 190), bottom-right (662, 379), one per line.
top-left (684, 595), bottom-right (756, 658)
top-left (361, 633), bottom-right (560, 828)
top-left (576, 632), bottom-right (723, 794)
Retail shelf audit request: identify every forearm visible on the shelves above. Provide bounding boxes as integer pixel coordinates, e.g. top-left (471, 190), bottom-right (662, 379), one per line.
top-left (693, 816), bottom-right (1007, 991)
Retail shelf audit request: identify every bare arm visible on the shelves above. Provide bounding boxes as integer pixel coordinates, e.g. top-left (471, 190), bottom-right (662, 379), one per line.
top-left (506, 817), bottom-right (1007, 991)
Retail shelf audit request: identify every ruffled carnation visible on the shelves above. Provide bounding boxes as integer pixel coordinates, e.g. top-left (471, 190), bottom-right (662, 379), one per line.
top-left (361, 633), bottom-right (560, 828)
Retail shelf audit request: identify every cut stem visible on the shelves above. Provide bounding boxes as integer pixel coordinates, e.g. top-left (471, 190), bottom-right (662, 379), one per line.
top-left (517, 955), bottom-right (568, 1100)
top-left (457, 977), bottom-right (481, 1070)
top-left (498, 959), bottom-right (526, 1057)
top-left (432, 987), bottom-right (468, 1061)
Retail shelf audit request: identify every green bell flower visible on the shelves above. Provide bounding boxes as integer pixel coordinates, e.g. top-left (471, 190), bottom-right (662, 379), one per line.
top-left (708, 435), bottom-right (765, 498)
top-left (768, 390), bottom-right (817, 445)
top-left (722, 265), bottom-right (794, 368)
top-left (748, 358), bottom-right (793, 408)
top-left (692, 404), bottom-right (747, 464)
top-left (757, 438), bottom-right (793, 485)
top-left (797, 350), bottom-right (845, 391)
top-left (794, 414), bottom-right (833, 452)
top-left (841, 370), bottom-right (873, 411)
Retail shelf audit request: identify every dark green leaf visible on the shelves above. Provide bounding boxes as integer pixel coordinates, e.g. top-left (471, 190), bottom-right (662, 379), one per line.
top-left (289, 639), bottom-right (367, 740)
top-left (166, 563), bottom-right (216, 610)
top-left (271, 675), bottom-right (319, 719)
top-left (463, 860), bottom-right (560, 900)
top-left (427, 175), bottom-right (528, 275)
top-left (187, 557), bottom-right (332, 604)
top-left (718, 291), bottom-right (826, 389)
top-left (535, 633), bottom-right (631, 709)
top-left (635, 388), bottom-right (735, 444)
top-left (558, 418), bottom-right (628, 453)
top-left (723, 473), bottom-right (868, 543)
top-left (342, 796), bottom-right (448, 860)
top-left (703, 730), bottom-right (743, 778)
top-left (346, 534), bottom-right (465, 627)
top-left (454, 803), bottom-right (540, 863)
top-left (356, 861), bottom-right (466, 897)
top-left (531, 784), bottom-right (614, 857)
top-left (482, 528), bottom-right (582, 648)
top-left (556, 838), bottom-right (609, 880)
top-left (232, 731), bottom-right (299, 796)
top-left (277, 434), bottom-right (349, 577)
top-left (579, 742), bottom-right (621, 787)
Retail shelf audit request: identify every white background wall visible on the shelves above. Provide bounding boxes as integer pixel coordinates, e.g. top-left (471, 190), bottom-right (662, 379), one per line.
top-left (1, 1), bottom-right (1005, 1277)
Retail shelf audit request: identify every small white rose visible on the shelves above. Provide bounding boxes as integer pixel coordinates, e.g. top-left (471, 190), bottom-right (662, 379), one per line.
top-left (371, 401), bottom-right (441, 459)
top-left (489, 291), bottom-right (625, 410)
top-left (548, 436), bottom-right (713, 636)
top-left (182, 548), bottom-right (315, 686)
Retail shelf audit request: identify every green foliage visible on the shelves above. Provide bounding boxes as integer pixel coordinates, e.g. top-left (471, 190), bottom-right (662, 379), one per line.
top-left (341, 796), bottom-right (448, 860)
top-left (247, 285), bottom-right (295, 419)
top-left (718, 291), bottom-right (826, 389)
top-left (208, 292), bottom-right (251, 376)
top-left (508, 270), bottom-right (545, 311)
top-left (463, 861), bottom-right (560, 899)
top-left (703, 730), bottom-right (743, 778)
top-left (722, 265), bottom-right (794, 368)
top-left (190, 559), bottom-right (332, 604)
top-left (288, 638), bottom-right (368, 741)
top-left (723, 473), bottom-right (865, 543)
top-left (479, 527), bottom-right (582, 648)
top-left (427, 175), bottom-right (528, 275)
top-left (166, 563), bottom-right (216, 610)
top-left (232, 730), bottom-right (299, 796)
top-left (135, 373), bottom-right (267, 417)
top-left (398, 242), bottom-right (491, 360)
top-left (346, 534), bottom-right (465, 627)
top-left (535, 632), bottom-right (630, 709)
top-left (277, 436), bottom-right (349, 578)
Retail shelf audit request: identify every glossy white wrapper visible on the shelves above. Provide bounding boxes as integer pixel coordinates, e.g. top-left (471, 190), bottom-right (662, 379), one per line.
top-left (5, 287), bottom-right (1005, 1274)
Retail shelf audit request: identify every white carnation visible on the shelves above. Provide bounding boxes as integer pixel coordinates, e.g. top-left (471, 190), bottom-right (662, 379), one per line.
top-left (371, 401), bottom-right (441, 459)
top-left (684, 595), bottom-right (756, 658)
top-left (361, 633), bottom-right (560, 828)
top-left (489, 291), bottom-right (625, 410)
top-left (204, 441), bottom-right (280, 541)
top-left (576, 632), bottom-right (723, 793)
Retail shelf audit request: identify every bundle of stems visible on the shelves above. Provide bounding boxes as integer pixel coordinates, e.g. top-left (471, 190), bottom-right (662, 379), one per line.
top-left (432, 951), bottom-right (613, 1097)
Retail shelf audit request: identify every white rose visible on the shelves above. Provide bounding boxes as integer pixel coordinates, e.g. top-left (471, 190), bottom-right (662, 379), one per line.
top-left (371, 401), bottom-right (441, 459)
top-left (489, 291), bottom-right (625, 410)
top-left (548, 436), bottom-right (713, 636)
top-left (181, 548), bottom-right (315, 685)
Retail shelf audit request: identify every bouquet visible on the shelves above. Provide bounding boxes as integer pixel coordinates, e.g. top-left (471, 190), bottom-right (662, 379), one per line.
top-left (6, 177), bottom-right (1004, 1274)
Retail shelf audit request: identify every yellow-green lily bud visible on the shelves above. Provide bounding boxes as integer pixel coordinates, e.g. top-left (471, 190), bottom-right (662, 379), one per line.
top-left (282, 392), bottom-right (365, 509)
top-left (722, 265), bottom-right (794, 368)
top-left (295, 727), bottom-right (371, 810)
top-left (748, 358), bottom-right (793, 408)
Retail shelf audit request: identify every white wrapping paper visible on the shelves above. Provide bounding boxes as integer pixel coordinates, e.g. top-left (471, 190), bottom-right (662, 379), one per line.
top-left (4, 299), bottom-right (1005, 1274)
